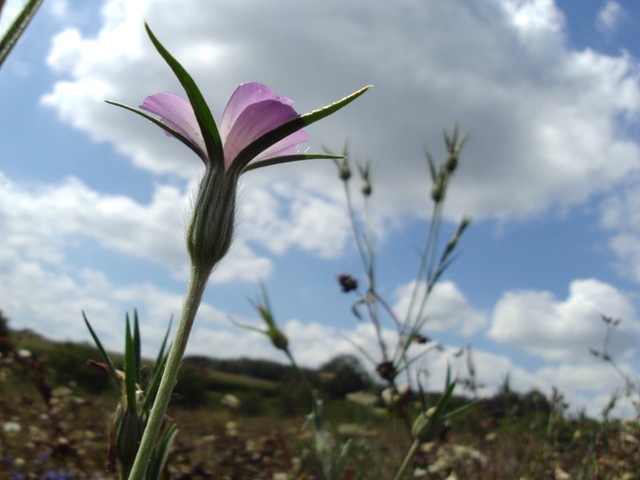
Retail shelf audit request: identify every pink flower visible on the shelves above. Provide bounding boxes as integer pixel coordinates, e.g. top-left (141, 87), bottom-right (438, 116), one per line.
top-left (140, 82), bottom-right (309, 172)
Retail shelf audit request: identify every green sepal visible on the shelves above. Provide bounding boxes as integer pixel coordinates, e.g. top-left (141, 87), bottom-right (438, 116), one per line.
top-left (144, 22), bottom-right (223, 167)
top-left (124, 314), bottom-right (138, 413)
top-left (230, 85), bottom-right (370, 175)
top-left (256, 281), bottom-right (275, 329)
top-left (243, 153), bottom-right (345, 173)
top-left (425, 149), bottom-right (438, 182)
top-left (302, 85), bottom-right (370, 126)
top-left (0, 0), bottom-right (44, 70)
top-left (105, 100), bottom-right (207, 162)
top-left (83, 311), bottom-right (121, 389)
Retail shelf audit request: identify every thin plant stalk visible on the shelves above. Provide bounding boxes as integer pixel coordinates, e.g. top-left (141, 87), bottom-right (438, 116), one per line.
top-left (393, 439), bottom-right (421, 480)
top-left (127, 264), bottom-right (210, 480)
top-left (341, 177), bottom-right (369, 278)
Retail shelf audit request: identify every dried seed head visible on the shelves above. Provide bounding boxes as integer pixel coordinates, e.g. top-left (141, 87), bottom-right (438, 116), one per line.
top-left (337, 273), bottom-right (358, 293)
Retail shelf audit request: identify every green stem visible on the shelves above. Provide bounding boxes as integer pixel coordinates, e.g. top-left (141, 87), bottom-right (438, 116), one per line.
top-left (393, 439), bottom-right (421, 480)
top-left (127, 265), bottom-right (210, 480)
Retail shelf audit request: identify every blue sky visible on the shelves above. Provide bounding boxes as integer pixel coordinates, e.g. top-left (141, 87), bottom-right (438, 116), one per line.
top-left (1, 0), bottom-right (640, 416)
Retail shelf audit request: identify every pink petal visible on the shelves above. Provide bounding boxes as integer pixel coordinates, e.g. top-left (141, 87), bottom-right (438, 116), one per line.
top-left (140, 92), bottom-right (206, 157)
top-left (249, 130), bottom-right (310, 165)
top-left (219, 82), bottom-right (293, 144)
top-left (223, 98), bottom-right (304, 170)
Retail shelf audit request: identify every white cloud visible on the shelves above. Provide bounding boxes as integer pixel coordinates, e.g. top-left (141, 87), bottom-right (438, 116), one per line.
top-left (596, 1), bottom-right (625, 34)
top-left (40, 0), bottom-right (640, 223)
top-left (600, 182), bottom-right (640, 283)
top-left (238, 179), bottom-right (351, 258)
top-left (393, 280), bottom-right (487, 335)
top-left (488, 278), bottom-right (640, 361)
top-left (0, 171), bottom-right (185, 267)
top-left (0, 168), bottom-right (358, 286)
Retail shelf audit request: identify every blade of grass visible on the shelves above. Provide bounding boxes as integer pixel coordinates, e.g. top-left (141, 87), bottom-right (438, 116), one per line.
top-left (133, 309), bottom-right (141, 385)
top-left (124, 314), bottom-right (138, 413)
top-left (83, 311), bottom-right (120, 388)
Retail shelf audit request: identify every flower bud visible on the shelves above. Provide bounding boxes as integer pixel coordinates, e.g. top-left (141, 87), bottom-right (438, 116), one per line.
top-left (268, 327), bottom-right (289, 352)
top-left (187, 166), bottom-right (237, 274)
top-left (358, 163), bottom-right (372, 197)
top-left (336, 158), bottom-right (351, 181)
top-left (444, 152), bottom-right (458, 174)
top-left (431, 175), bottom-right (445, 203)
top-left (116, 410), bottom-right (145, 472)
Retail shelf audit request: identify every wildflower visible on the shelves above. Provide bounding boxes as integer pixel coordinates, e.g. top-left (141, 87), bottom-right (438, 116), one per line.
top-left (381, 382), bottom-right (410, 407)
top-left (109, 25), bottom-right (369, 276)
top-left (2, 421), bottom-right (21, 433)
top-left (107, 24), bottom-right (368, 480)
top-left (139, 83), bottom-right (310, 172)
top-left (221, 394), bottom-right (241, 410)
top-left (16, 349), bottom-right (31, 359)
top-left (345, 391), bottom-right (378, 407)
top-left (225, 421), bottom-right (238, 437)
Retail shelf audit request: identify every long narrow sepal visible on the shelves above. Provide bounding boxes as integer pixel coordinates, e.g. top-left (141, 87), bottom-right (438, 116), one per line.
top-left (230, 86), bottom-right (370, 174)
top-left (243, 153), bottom-right (345, 172)
top-left (0, 0), bottom-right (44, 69)
top-left (144, 23), bottom-right (224, 167)
top-left (105, 100), bottom-right (207, 162)
top-left (301, 85), bottom-right (371, 126)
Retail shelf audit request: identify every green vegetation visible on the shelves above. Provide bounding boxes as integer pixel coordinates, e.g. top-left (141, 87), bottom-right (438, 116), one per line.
top-left (2, 326), bottom-right (640, 479)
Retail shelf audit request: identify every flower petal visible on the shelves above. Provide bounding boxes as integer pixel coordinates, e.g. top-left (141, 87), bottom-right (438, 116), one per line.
top-left (223, 98), bottom-right (304, 170)
top-left (249, 130), bottom-right (310, 166)
top-left (219, 83), bottom-right (293, 144)
top-left (140, 92), bottom-right (206, 157)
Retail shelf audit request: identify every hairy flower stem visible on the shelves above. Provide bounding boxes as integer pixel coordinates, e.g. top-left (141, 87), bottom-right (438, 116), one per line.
top-left (127, 265), bottom-right (210, 480)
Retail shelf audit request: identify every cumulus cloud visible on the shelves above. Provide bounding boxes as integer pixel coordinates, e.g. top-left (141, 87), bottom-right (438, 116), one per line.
top-left (488, 278), bottom-right (640, 361)
top-left (393, 280), bottom-right (487, 335)
top-left (40, 0), bottom-right (640, 222)
top-left (0, 169), bottom-right (360, 287)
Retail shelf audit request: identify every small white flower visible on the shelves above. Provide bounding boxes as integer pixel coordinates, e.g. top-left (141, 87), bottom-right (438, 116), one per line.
top-left (221, 394), bottom-right (241, 409)
top-left (16, 349), bottom-right (31, 359)
top-left (3, 421), bottom-right (21, 433)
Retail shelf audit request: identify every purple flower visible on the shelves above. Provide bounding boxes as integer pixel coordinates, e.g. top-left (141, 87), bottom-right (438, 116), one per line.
top-left (139, 82), bottom-right (309, 171)
top-left (107, 24), bottom-right (368, 275)
top-left (136, 83), bottom-right (318, 273)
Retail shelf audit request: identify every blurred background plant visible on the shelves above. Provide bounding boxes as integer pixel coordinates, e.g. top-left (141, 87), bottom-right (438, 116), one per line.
top-left (84, 311), bottom-right (177, 480)
top-left (0, 0), bottom-right (43, 71)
